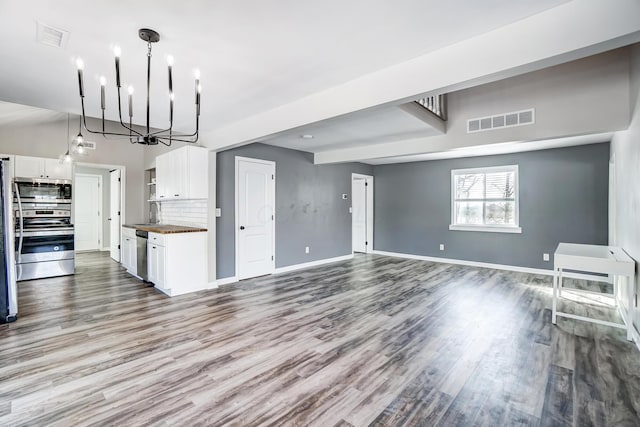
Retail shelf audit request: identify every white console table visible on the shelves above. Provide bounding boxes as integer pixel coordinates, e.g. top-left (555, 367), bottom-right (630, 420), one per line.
top-left (552, 243), bottom-right (636, 341)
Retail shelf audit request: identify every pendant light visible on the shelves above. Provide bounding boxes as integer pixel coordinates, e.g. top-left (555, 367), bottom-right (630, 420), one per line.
top-left (60, 113), bottom-right (73, 164)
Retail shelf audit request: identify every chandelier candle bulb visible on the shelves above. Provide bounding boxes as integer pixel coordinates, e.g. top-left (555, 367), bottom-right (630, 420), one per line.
top-left (114, 46), bottom-right (121, 88)
top-left (76, 58), bottom-right (84, 97)
top-left (170, 92), bottom-right (174, 123)
top-left (128, 86), bottom-right (133, 118)
top-left (100, 77), bottom-right (106, 110)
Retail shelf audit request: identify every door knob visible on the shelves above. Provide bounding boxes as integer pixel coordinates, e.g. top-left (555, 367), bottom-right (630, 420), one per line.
top-left (240, 226), bottom-right (245, 230)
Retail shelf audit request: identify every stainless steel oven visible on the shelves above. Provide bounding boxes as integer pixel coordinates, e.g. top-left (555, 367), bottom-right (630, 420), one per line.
top-left (14, 180), bottom-right (75, 281)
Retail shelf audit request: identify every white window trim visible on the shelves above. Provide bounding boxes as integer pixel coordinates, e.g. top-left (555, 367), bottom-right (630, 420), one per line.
top-left (450, 164), bottom-right (521, 234)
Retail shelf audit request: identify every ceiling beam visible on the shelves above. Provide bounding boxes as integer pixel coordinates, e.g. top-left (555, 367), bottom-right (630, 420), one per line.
top-left (201, 0), bottom-right (640, 153)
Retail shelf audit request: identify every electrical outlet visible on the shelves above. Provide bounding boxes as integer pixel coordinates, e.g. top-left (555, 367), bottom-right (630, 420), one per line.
top-left (543, 253), bottom-right (550, 262)
top-left (349, 207), bottom-right (353, 214)
top-left (439, 244), bottom-right (445, 251)
top-left (305, 246), bottom-right (310, 254)
top-left (215, 208), bottom-right (221, 217)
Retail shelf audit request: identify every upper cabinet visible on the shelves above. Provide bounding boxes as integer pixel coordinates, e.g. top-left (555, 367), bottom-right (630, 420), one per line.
top-left (156, 146), bottom-right (208, 200)
top-left (15, 156), bottom-right (72, 180)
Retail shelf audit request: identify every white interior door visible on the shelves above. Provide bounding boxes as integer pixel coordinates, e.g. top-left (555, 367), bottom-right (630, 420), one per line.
top-left (75, 174), bottom-right (102, 251)
top-left (236, 157), bottom-right (275, 280)
top-left (109, 169), bottom-right (121, 261)
top-left (352, 174), bottom-right (374, 253)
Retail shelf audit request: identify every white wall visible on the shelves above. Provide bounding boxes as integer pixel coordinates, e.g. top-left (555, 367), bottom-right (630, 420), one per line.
top-left (611, 43), bottom-right (640, 330)
top-left (0, 110), bottom-right (147, 223)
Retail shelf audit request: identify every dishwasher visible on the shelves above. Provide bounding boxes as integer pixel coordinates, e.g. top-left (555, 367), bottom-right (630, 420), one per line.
top-left (135, 230), bottom-right (149, 282)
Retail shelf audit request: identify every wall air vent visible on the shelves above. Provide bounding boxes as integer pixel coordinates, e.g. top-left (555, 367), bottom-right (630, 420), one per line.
top-left (36, 22), bottom-right (69, 48)
top-left (467, 108), bottom-right (535, 133)
top-left (82, 141), bottom-right (97, 150)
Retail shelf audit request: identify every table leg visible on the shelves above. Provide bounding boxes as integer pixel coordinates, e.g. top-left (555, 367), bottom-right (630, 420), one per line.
top-left (558, 268), bottom-right (563, 298)
top-left (552, 268), bottom-right (558, 325)
top-left (627, 274), bottom-right (634, 342)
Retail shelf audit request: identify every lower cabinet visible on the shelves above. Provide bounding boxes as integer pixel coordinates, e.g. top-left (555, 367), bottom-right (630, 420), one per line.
top-left (121, 228), bottom-right (137, 275)
top-left (147, 240), bottom-right (166, 289)
top-left (147, 231), bottom-right (207, 296)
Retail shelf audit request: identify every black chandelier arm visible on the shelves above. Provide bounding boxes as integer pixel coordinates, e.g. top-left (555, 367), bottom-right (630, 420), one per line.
top-left (154, 114), bottom-right (199, 139)
top-left (148, 126), bottom-right (174, 137)
top-left (157, 133), bottom-right (199, 144)
top-left (116, 87), bottom-right (144, 137)
top-left (80, 98), bottom-right (141, 139)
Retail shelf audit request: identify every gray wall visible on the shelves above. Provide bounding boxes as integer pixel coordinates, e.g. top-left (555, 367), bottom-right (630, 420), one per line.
top-left (216, 143), bottom-right (372, 279)
top-left (75, 165), bottom-right (111, 249)
top-left (373, 143), bottom-right (610, 270)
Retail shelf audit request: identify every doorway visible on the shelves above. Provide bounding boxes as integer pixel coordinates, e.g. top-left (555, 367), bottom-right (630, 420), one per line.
top-left (235, 156), bottom-right (275, 280)
top-left (352, 173), bottom-right (374, 253)
top-left (75, 173), bottom-right (102, 251)
top-left (74, 163), bottom-right (125, 262)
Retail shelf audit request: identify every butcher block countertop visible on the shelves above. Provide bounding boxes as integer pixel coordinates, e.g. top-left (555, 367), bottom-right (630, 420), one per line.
top-left (123, 224), bottom-right (207, 234)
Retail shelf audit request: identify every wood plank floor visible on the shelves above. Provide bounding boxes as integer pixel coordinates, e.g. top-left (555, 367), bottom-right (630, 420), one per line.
top-left (1, 252), bottom-right (639, 426)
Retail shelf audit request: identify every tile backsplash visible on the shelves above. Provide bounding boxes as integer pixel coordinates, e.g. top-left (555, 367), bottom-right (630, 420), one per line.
top-left (159, 200), bottom-right (208, 228)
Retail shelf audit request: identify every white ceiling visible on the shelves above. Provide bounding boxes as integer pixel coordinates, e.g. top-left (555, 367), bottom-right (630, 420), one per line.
top-left (260, 104), bottom-right (442, 153)
top-left (0, 0), bottom-right (568, 135)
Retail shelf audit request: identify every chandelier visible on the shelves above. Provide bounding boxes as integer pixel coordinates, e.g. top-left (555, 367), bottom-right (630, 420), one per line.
top-left (75, 28), bottom-right (200, 146)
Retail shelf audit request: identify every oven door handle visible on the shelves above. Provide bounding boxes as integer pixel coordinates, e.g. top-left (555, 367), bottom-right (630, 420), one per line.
top-left (14, 182), bottom-right (24, 262)
top-left (19, 229), bottom-right (75, 237)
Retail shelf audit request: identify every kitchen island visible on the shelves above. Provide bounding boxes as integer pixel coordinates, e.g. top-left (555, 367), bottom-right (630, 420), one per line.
top-left (122, 224), bottom-right (209, 296)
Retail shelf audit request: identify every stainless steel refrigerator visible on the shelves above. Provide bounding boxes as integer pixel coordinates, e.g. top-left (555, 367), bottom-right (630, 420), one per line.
top-left (0, 158), bottom-right (17, 323)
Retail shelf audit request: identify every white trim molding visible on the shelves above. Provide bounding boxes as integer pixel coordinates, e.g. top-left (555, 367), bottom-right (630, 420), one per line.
top-left (371, 250), bottom-right (612, 283)
top-left (451, 164), bottom-right (520, 233)
top-left (274, 254), bottom-right (354, 274)
top-left (449, 225), bottom-right (522, 234)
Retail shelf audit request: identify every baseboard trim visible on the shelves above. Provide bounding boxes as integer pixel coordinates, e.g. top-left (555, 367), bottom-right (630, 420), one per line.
top-left (216, 276), bottom-right (238, 286)
top-left (274, 254), bottom-right (354, 274)
top-left (208, 281), bottom-right (219, 289)
top-left (101, 247), bottom-right (110, 252)
top-left (371, 250), bottom-right (611, 282)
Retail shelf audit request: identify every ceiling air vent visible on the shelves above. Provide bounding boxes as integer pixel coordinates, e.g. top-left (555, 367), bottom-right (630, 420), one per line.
top-left (467, 108), bottom-right (535, 133)
top-left (36, 22), bottom-right (69, 48)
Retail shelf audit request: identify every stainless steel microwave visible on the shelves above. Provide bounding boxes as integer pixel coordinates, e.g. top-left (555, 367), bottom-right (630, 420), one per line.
top-left (14, 178), bottom-right (72, 203)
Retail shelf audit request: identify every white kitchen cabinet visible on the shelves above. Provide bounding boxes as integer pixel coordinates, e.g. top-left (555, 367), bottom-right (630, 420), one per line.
top-left (44, 159), bottom-right (72, 180)
top-left (155, 146), bottom-right (208, 200)
top-left (147, 231), bottom-right (207, 296)
top-left (147, 239), bottom-right (166, 289)
top-left (121, 227), bottom-right (137, 275)
top-left (15, 156), bottom-right (72, 180)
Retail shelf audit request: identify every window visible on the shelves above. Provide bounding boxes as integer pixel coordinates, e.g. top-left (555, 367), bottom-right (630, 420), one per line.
top-left (450, 165), bottom-right (521, 233)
